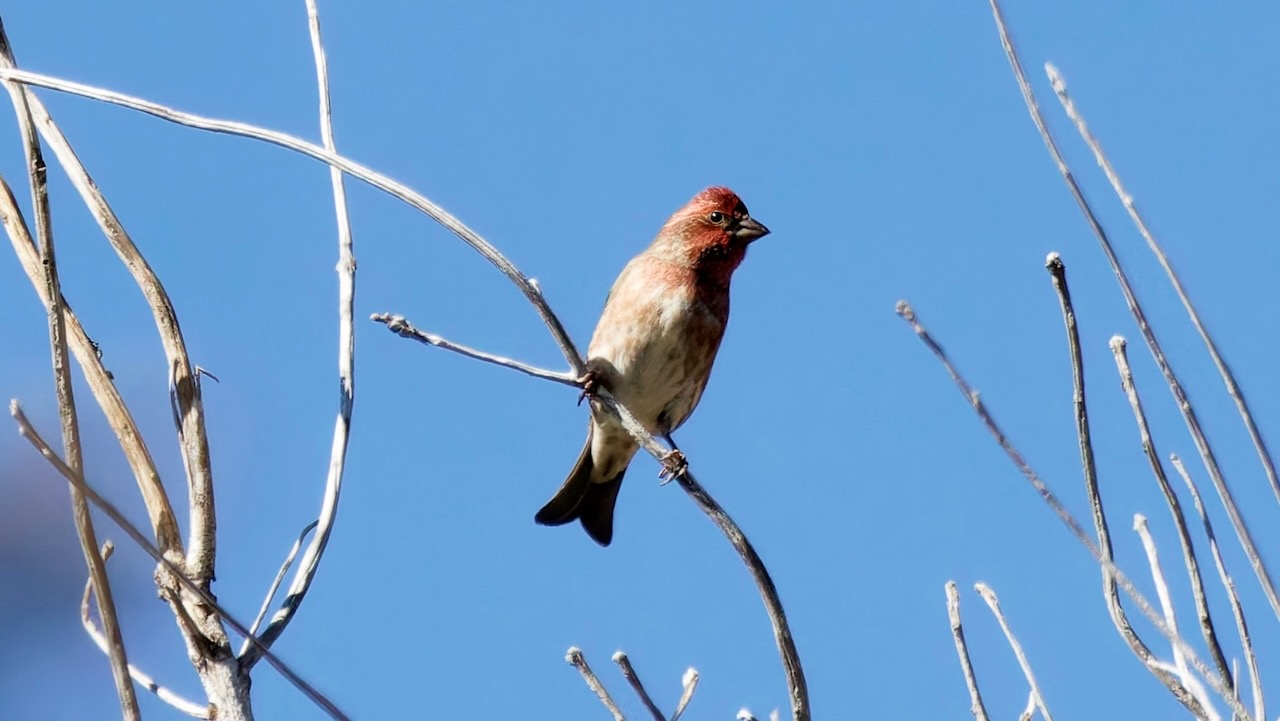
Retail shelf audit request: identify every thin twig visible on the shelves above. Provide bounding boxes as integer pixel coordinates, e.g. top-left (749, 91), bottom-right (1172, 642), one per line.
top-left (10, 402), bottom-right (350, 721)
top-left (1019, 689), bottom-right (1036, 721)
top-left (896, 301), bottom-right (1242, 720)
top-left (973, 583), bottom-right (1054, 721)
top-left (567, 648), bottom-right (626, 721)
top-left (671, 668), bottom-right (699, 721)
top-left (1044, 62), bottom-right (1279, 512)
top-left (243, 520), bottom-right (318, 653)
top-left (0, 45), bottom-right (142, 719)
top-left (0, 57), bottom-right (811, 721)
top-left (945, 581), bottom-right (990, 721)
top-left (370, 313), bottom-right (580, 386)
top-left (1174, 456), bottom-right (1266, 721)
top-left (82, 542), bottom-right (210, 719)
top-left (1046, 255), bottom-right (1202, 712)
top-left (612, 651), bottom-right (665, 721)
top-left (0, 65), bottom-right (585, 378)
top-left (0, 26), bottom-right (218, 594)
top-left (1134, 516), bottom-right (1221, 721)
top-left (986, 0), bottom-right (1280, 624)
top-left (241, 0), bottom-right (356, 670)
top-left (0, 175), bottom-right (182, 555)
top-left (1110, 337), bottom-right (1233, 691)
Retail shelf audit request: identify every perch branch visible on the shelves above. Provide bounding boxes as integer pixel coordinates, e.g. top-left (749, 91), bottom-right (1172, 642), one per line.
top-left (945, 581), bottom-right (990, 721)
top-left (0, 48), bottom-right (141, 719)
top-left (896, 301), bottom-right (1240, 719)
top-left (973, 583), bottom-right (1053, 721)
top-left (241, 0), bottom-right (357, 669)
top-left (1173, 456), bottom-right (1265, 721)
top-left (1047, 255), bottom-right (1202, 712)
top-left (82, 542), bottom-right (210, 719)
top-left (612, 651), bottom-right (665, 721)
top-left (10, 402), bottom-right (350, 721)
top-left (986, 0), bottom-right (1280, 623)
top-left (1044, 63), bottom-right (1279, 511)
top-left (567, 647), bottom-right (626, 721)
top-left (1110, 337), bottom-right (1233, 690)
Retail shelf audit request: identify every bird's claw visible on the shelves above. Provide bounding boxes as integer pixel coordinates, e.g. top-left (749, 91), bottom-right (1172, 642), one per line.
top-left (576, 369), bottom-right (600, 406)
top-left (658, 449), bottom-right (688, 484)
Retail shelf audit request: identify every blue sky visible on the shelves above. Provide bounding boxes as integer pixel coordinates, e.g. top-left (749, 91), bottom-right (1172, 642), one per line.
top-left (2, 1), bottom-right (1279, 719)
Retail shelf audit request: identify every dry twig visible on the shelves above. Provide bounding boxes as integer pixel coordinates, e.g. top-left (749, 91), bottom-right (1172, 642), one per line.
top-left (974, 583), bottom-right (1054, 721)
top-left (945, 581), bottom-right (990, 721)
top-left (568, 648), bottom-right (626, 721)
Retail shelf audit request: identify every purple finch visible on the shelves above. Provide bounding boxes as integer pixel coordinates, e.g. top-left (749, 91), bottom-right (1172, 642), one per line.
top-left (535, 186), bottom-right (770, 546)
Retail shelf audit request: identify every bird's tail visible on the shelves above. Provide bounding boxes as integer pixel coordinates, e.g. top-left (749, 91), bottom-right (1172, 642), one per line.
top-left (534, 427), bottom-right (624, 547)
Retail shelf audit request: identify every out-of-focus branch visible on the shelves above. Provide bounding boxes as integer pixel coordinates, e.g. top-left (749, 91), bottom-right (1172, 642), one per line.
top-left (896, 301), bottom-right (1244, 720)
top-left (0, 42), bottom-right (141, 719)
top-left (986, 0), bottom-right (1280, 624)
top-left (945, 581), bottom-right (990, 721)
top-left (82, 542), bottom-right (210, 719)
top-left (1110, 337), bottom-right (1233, 691)
top-left (1043, 62), bottom-right (1279, 512)
top-left (10, 402), bottom-right (350, 721)
top-left (1046, 255), bottom-right (1203, 714)
top-left (0, 65), bottom-right (586, 377)
top-left (1173, 456), bottom-right (1266, 721)
top-left (973, 584), bottom-right (1054, 721)
top-left (241, 0), bottom-right (356, 670)
top-left (567, 648), bottom-right (626, 721)
top-left (612, 651), bottom-right (665, 721)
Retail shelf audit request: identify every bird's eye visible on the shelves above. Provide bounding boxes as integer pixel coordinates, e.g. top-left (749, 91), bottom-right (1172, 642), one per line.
top-left (708, 211), bottom-right (725, 224)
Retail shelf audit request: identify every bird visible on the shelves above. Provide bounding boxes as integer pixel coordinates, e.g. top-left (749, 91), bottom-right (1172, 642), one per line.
top-left (534, 186), bottom-right (770, 546)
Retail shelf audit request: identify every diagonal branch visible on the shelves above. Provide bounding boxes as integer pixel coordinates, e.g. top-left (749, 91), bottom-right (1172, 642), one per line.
top-left (973, 583), bottom-right (1054, 721)
top-left (371, 314), bottom-right (579, 386)
top-left (896, 300), bottom-right (1240, 720)
top-left (612, 651), bottom-right (665, 721)
top-left (986, 0), bottom-right (1280, 624)
top-left (1044, 63), bottom-right (1279, 512)
top-left (567, 647), bottom-right (626, 721)
top-left (240, 0), bottom-right (357, 670)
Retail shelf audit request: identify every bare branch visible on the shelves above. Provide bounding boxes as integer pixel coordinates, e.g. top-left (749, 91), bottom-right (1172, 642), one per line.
top-left (1043, 62), bottom-right (1279, 512)
top-left (0, 38), bottom-right (142, 718)
top-left (1173, 456), bottom-right (1266, 721)
top-left (986, 0), bottom-right (1280, 624)
top-left (0, 65), bottom-right (586, 378)
top-left (670, 668), bottom-right (699, 721)
top-left (611, 652), bottom-right (665, 721)
top-left (1019, 689), bottom-right (1036, 721)
top-left (896, 301), bottom-right (1244, 720)
top-left (1046, 255), bottom-right (1203, 712)
top-left (242, 520), bottom-right (318, 655)
top-left (1110, 337), bottom-right (1233, 690)
top-left (973, 583), bottom-right (1054, 721)
top-left (82, 543), bottom-right (210, 719)
top-left (371, 313), bottom-right (579, 386)
top-left (567, 647), bottom-right (626, 721)
top-left (241, 0), bottom-right (356, 670)
top-left (945, 581), bottom-right (990, 721)
top-left (9, 402), bottom-right (350, 721)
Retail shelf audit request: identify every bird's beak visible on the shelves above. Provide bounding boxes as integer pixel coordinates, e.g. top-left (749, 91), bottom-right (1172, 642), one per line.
top-left (733, 216), bottom-right (770, 243)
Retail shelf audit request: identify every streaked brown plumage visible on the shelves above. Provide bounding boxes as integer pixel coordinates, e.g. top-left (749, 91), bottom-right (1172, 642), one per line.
top-left (534, 186), bottom-right (769, 545)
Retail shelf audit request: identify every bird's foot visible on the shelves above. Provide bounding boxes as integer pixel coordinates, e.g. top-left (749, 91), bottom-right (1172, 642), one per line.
top-left (576, 369), bottom-right (600, 406)
top-left (658, 449), bottom-right (688, 485)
